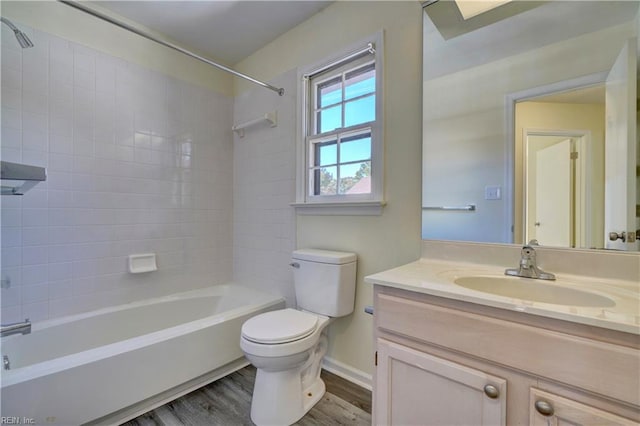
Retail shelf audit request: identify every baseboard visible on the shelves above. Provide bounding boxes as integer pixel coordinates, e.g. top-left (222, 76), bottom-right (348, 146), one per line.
top-left (322, 356), bottom-right (372, 391)
top-left (87, 358), bottom-right (250, 425)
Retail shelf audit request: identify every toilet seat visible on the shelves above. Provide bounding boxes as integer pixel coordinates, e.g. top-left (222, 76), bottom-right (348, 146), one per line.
top-left (241, 309), bottom-right (318, 344)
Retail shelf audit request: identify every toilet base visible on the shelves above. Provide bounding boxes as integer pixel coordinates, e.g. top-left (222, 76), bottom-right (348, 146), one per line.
top-left (250, 368), bottom-right (326, 426)
top-left (249, 332), bottom-right (329, 425)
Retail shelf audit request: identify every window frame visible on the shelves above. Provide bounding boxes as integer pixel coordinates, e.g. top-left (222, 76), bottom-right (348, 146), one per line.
top-left (294, 31), bottom-right (385, 215)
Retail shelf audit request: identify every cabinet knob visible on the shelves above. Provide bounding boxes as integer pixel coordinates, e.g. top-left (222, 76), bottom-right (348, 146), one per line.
top-left (534, 400), bottom-right (554, 416)
top-left (483, 384), bottom-right (500, 399)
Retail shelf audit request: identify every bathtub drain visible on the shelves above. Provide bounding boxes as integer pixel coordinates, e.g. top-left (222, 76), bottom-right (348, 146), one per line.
top-left (3, 355), bottom-right (10, 370)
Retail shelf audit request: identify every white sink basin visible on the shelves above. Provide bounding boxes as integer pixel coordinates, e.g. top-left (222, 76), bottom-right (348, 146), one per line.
top-left (453, 276), bottom-right (616, 307)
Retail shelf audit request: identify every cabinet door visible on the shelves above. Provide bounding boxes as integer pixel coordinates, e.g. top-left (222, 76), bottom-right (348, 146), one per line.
top-left (530, 388), bottom-right (637, 426)
top-left (376, 339), bottom-right (506, 426)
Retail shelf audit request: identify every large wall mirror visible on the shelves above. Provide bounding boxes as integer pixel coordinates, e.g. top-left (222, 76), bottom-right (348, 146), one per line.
top-left (422, 0), bottom-right (640, 251)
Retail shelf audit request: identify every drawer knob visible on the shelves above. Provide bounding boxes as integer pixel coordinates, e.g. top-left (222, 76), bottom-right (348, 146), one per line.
top-left (483, 384), bottom-right (499, 399)
top-left (534, 400), bottom-right (554, 416)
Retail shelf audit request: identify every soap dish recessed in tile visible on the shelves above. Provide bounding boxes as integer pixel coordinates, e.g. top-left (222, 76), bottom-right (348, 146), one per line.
top-left (128, 253), bottom-right (157, 274)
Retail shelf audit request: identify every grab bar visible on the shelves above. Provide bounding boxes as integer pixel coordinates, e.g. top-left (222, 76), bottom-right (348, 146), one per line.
top-left (423, 204), bottom-right (476, 211)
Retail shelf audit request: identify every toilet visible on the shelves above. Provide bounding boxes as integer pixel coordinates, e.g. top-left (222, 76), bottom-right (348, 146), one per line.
top-left (240, 249), bottom-right (357, 426)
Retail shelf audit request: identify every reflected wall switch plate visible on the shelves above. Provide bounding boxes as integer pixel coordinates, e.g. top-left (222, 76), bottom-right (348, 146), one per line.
top-left (485, 186), bottom-right (501, 200)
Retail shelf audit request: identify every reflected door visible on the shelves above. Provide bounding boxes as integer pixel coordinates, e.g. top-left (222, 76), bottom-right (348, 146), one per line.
top-left (533, 139), bottom-right (572, 246)
top-left (605, 38), bottom-right (638, 250)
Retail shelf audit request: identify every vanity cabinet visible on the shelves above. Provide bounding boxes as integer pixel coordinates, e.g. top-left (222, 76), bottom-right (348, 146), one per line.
top-left (376, 338), bottom-right (507, 425)
top-left (373, 286), bottom-right (640, 426)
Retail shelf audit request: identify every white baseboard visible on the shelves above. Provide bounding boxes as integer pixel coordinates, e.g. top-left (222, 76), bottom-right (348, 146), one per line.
top-left (322, 356), bottom-right (372, 391)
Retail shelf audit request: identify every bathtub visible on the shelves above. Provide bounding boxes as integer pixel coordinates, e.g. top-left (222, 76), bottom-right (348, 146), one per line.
top-left (0, 284), bottom-right (284, 425)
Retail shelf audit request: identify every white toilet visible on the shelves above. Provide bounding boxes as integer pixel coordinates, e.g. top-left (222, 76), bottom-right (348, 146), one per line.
top-left (240, 249), bottom-right (357, 426)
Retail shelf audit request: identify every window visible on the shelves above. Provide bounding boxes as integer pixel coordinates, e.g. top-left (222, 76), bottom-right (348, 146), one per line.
top-left (295, 33), bottom-right (384, 214)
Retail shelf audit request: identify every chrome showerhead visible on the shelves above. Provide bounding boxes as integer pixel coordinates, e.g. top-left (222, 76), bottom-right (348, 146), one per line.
top-left (0, 17), bottom-right (34, 49)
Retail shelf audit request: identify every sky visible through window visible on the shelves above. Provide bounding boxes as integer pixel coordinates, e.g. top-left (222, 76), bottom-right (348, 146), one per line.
top-left (314, 67), bottom-right (375, 195)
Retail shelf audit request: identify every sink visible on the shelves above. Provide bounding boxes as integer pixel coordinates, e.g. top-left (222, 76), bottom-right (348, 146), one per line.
top-left (453, 276), bottom-right (616, 307)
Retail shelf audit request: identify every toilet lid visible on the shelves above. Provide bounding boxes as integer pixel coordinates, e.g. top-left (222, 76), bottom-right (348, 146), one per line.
top-left (241, 309), bottom-right (318, 344)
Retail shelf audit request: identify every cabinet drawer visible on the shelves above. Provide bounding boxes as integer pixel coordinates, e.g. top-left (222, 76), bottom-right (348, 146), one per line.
top-left (529, 388), bottom-right (637, 426)
top-left (376, 293), bottom-right (640, 406)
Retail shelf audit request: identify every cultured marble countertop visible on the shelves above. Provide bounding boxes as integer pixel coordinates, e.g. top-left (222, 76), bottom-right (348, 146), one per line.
top-left (365, 258), bottom-right (640, 335)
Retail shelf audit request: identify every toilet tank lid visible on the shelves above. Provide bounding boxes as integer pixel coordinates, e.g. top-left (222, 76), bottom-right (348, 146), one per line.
top-left (292, 249), bottom-right (356, 264)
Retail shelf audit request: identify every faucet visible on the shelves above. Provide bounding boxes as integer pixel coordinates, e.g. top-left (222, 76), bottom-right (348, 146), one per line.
top-left (505, 245), bottom-right (555, 280)
top-left (1, 319), bottom-right (31, 337)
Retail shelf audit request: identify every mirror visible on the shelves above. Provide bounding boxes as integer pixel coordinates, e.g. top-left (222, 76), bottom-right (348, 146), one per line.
top-left (422, 0), bottom-right (640, 251)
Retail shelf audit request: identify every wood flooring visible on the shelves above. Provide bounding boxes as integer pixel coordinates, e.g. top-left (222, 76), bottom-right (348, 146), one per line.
top-left (121, 366), bottom-right (371, 426)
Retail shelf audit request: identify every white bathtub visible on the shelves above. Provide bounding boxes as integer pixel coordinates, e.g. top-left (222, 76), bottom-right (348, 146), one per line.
top-left (0, 284), bottom-right (284, 425)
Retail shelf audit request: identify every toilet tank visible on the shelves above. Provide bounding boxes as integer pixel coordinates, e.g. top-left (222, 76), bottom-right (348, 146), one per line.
top-left (292, 249), bottom-right (357, 317)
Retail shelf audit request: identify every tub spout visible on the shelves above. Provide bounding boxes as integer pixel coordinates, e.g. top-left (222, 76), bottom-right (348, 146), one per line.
top-left (1, 319), bottom-right (31, 337)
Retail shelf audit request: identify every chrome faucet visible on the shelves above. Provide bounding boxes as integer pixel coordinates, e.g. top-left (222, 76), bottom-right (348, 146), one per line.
top-left (505, 245), bottom-right (555, 280)
top-left (1, 319), bottom-right (31, 337)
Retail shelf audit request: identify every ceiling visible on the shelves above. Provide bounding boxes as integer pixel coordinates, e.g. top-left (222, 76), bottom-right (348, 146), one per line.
top-left (95, 1), bottom-right (332, 65)
top-left (534, 85), bottom-right (605, 105)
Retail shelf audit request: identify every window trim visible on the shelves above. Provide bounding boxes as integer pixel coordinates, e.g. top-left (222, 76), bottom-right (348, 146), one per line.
top-left (294, 31), bottom-right (385, 215)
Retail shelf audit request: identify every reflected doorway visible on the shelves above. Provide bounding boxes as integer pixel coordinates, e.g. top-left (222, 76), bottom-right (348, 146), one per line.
top-left (524, 131), bottom-right (591, 248)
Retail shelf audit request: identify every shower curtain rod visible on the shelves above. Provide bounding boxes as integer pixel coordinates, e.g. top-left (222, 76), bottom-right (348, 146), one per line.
top-left (58, 0), bottom-right (285, 96)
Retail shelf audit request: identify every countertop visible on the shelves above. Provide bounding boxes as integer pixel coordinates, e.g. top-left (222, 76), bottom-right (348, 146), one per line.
top-left (365, 258), bottom-right (640, 335)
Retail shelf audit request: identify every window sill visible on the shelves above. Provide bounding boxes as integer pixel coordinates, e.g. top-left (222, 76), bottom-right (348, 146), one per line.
top-left (291, 200), bottom-right (386, 216)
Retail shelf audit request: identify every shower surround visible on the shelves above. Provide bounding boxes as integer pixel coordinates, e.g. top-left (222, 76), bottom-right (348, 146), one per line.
top-left (0, 23), bottom-right (235, 323)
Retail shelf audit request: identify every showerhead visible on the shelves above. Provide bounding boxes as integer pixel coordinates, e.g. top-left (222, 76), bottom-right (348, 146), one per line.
top-left (0, 17), bottom-right (34, 49)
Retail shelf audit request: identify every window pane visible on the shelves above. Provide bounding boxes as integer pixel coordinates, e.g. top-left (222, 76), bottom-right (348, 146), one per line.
top-left (318, 77), bottom-right (342, 108)
top-left (314, 140), bottom-right (337, 167)
top-left (344, 95), bottom-right (375, 127)
top-left (339, 161), bottom-right (371, 194)
top-left (345, 67), bottom-right (375, 100)
top-left (314, 166), bottom-right (337, 196)
top-left (318, 105), bottom-right (342, 133)
top-left (340, 134), bottom-right (371, 163)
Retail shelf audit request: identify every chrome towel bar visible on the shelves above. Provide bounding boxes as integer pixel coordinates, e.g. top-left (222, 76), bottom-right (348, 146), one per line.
top-left (423, 204), bottom-right (476, 211)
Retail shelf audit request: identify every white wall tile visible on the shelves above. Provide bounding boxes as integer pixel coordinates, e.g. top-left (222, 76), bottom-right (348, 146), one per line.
top-left (22, 301), bottom-right (49, 322)
top-left (2, 87), bottom-right (21, 110)
top-left (2, 107), bottom-right (21, 129)
top-left (22, 227), bottom-right (48, 246)
top-left (22, 283), bottom-right (49, 303)
top-left (21, 264), bottom-right (48, 285)
top-left (1, 248), bottom-right (21, 270)
top-left (22, 189), bottom-right (48, 208)
top-left (233, 71), bottom-right (297, 307)
top-left (48, 262), bottom-right (72, 281)
top-left (48, 279), bottom-right (73, 300)
top-left (22, 209), bottom-right (48, 227)
top-left (1, 227), bottom-right (22, 247)
top-left (22, 246), bottom-right (48, 265)
top-left (2, 209), bottom-right (22, 227)
top-left (1, 287), bottom-right (21, 308)
top-left (1, 306), bottom-right (22, 323)
top-left (1, 26), bottom-right (234, 321)
top-left (23, 112), bottom-right (48, 136)
top-left (2, 126), bottom-right (22, 150)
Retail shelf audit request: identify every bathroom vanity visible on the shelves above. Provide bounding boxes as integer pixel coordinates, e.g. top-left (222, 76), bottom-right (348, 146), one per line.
top-left (365, 243), bottom-right (640, 426)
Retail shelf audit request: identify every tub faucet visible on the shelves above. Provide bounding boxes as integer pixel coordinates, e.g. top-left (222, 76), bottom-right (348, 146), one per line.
top-left (1, 319), bottom-right (31, 337)
top-left (505, 245), bottom-right (555, 280)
